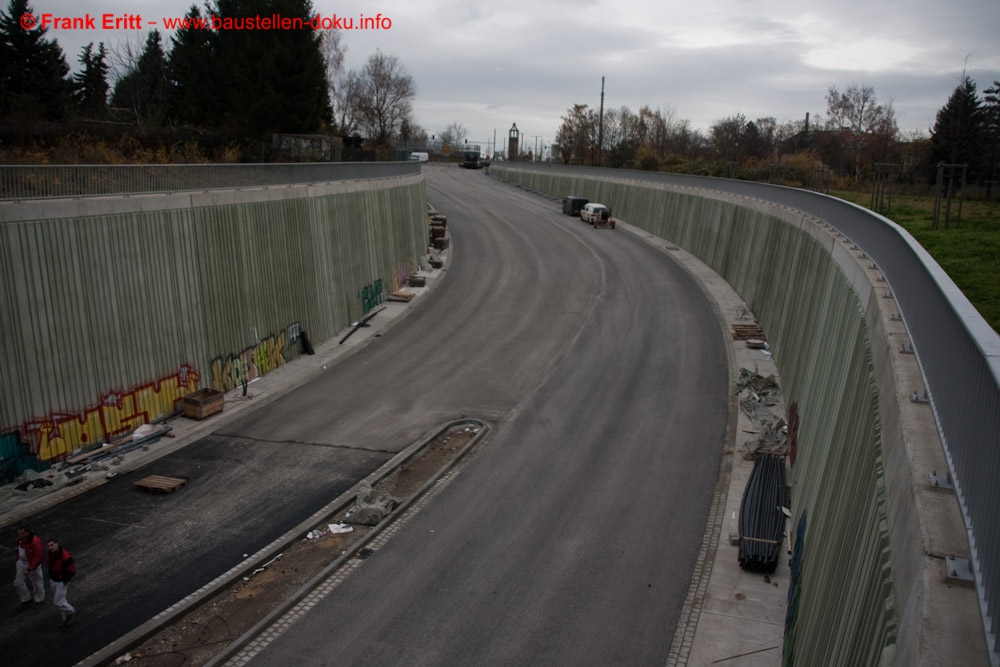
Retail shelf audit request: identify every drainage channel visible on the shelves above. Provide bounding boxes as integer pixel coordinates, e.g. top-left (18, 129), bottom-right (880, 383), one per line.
top-left (82, 418), bottom-right (492, 667)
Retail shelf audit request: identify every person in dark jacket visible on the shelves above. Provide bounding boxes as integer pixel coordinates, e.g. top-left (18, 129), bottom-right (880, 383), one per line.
top-left (14, 524), bottom-right (45, 607)
top-left (46, 539), bottom-right (76, 627)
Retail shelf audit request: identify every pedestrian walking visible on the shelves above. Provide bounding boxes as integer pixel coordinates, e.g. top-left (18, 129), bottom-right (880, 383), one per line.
top-left (13, 524), bottom-right (45, 608)
top-left (46, 539), bottom-right (76, 627)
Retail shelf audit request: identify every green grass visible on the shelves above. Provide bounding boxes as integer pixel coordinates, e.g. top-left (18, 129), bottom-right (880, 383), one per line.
top-left (830, 189), bottom-right (1000, 335)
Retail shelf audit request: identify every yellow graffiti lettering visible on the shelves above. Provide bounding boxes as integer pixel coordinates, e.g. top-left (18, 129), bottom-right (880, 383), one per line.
top-left (22, 365), bottom-right (200, 462)
top-left (211, 358), bottom-right (224, 392)
top-left (254, 342), bottom-right (270, 375)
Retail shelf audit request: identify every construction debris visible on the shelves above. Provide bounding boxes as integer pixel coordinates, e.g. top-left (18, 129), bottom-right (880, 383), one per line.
top-left (244, 553), bottom-right (284, 581)
top-left (345, 480), bottom-right (398, 526)
top-left (736, 368), bottom-right (787, 459)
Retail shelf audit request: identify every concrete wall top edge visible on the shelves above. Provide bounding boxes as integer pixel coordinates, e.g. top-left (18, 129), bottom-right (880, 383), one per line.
top-left (0, 173), bottom-right (425, 223)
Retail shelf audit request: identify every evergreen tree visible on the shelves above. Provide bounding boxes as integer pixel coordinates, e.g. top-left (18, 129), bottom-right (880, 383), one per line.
top-left (982, 81), bottom-right (1000, 185)
top-left (74, 42), bottom-right (109, 119)
top-left (209, 0), bottom-right (331, 136)
top-left (167, 5), bottom-right (214, 126)
top-left (0, 0), bottom-right (74, 120)
top-left (930, 76), bottom-right (986, 182)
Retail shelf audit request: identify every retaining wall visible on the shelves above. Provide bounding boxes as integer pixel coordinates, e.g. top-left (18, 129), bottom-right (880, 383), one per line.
top-left (492, 165), bottom-right (984, 666)
top-left (0, 174), bottom-right (428, 475)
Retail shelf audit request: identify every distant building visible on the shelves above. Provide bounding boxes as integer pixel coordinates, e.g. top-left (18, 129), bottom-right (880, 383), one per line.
top-left (508, 123), bottom-right (520, 162)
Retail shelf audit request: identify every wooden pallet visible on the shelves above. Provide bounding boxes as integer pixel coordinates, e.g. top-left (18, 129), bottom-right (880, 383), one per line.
top-left (133, 475), bottom-right (187, 494)
top-left (732, 323), bottom-right (765, 340)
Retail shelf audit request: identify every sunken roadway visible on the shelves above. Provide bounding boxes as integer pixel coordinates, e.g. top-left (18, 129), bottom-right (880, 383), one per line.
top-left (0, 163), bottom-right (729, 666)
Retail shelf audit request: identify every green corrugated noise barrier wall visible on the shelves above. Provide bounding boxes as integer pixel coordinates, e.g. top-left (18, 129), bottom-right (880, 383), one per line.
top-left (0, 175), bottom-right (427, 472)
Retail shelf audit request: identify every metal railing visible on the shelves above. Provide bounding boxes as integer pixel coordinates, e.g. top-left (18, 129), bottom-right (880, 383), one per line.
top-left (498, 163), bottom-right (1000, 663)
top-left (0, 162), bottom-right (421, 201)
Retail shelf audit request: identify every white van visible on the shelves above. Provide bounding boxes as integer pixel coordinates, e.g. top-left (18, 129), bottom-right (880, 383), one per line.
top-left (580, 203), bottom-right (609, 223)
top-left (409, 152), bottom-right (429, 162)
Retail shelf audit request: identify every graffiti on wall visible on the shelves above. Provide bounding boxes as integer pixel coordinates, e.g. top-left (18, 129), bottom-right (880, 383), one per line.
top-left (0, 430), bottom-right (48, 484)
top-left (783, 512), bottom-right (807, 660)
top-left (210, 328), bottom-right (291, 392)
top-left (391, 260), bottom-right (416, 291)
top-left (359, 279), bottom-right (385, 314)
top-left (12, 364), bottom-right (200, 464)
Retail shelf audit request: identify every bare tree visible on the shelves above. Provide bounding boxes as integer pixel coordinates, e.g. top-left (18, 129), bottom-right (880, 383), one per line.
top-left (555, 104), bottom-right (598, 164)
top-left (105, 33), bottom-right (145, 103)
top-left (352, 50), bottom-right (415, 150)
top-left (321, 30), bottom-right (353, 134)
top-left (825, 84), bottom-right (897, 180)
top-left (752, 116), bottom-right (778, 161)
top-left (331, 69), bottom-right (362, 136)
top-left (710, 113), bottom-right (748, 163)
top-left (320, 31), bottom-right (345, 84)
top-left (108, 30), bottom-right (169, 127)
top-left (439, 121), bottom-right (467, 148)
top-left (774, 118), bottom-right (805, 159)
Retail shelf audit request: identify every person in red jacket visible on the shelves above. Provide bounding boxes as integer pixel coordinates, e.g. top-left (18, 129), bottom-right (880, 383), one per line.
top-left (47, 539), bottom-right (76, 627)
top-left (13, 524), bottom-right (45, 607)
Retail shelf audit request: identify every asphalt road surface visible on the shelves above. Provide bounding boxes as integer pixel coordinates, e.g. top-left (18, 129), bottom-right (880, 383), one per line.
top-left (0, 164), bottom-right (728, 666)
top-left (244, 165), bottom-right (730, 665)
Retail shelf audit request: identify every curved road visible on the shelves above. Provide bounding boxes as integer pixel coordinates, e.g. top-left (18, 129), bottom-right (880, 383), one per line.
top-left (0, 164), bottom-right (728, 666)
top-left (244, 165), bottom-right (730, 665)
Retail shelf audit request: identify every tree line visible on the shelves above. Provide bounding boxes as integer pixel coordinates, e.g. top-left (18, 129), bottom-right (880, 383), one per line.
top-left (555, 79), bottom-right (1000, 188)
top-left (0, 0), bottom-right (419, 158)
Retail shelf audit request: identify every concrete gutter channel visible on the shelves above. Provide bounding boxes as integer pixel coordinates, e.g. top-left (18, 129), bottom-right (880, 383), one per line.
top-left (80, 418), bottom-right (493, 667)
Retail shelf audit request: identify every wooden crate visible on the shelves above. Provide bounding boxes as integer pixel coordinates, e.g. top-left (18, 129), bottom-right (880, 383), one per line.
top-left (183, 388), bottom-right (224, 420)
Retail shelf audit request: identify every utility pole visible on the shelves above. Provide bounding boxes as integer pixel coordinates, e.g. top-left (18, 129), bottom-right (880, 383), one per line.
top-left (598, 75), bottom-right (605, 167)
top-left (493, 129), bottom-right (497, 158)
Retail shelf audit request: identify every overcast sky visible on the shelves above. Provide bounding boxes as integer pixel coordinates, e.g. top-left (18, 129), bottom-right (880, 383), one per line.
top-left (20, 0), bottom-right (1000, 153)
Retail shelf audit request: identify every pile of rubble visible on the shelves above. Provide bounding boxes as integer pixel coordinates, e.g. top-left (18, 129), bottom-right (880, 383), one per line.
top-left (735, 367), bottom-right (788, 459)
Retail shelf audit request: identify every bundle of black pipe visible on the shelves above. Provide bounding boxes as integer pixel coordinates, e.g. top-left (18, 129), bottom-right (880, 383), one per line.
top-left (738, 453), bottom-right (787, 573)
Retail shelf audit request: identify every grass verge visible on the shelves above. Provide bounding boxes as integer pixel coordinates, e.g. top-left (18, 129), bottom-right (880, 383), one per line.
top-left (831, 189), bottom-right (1000, 334)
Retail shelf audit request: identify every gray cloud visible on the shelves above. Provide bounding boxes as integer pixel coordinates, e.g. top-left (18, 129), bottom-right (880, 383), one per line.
top-left (17, 0), bottom-right (1000, 145)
